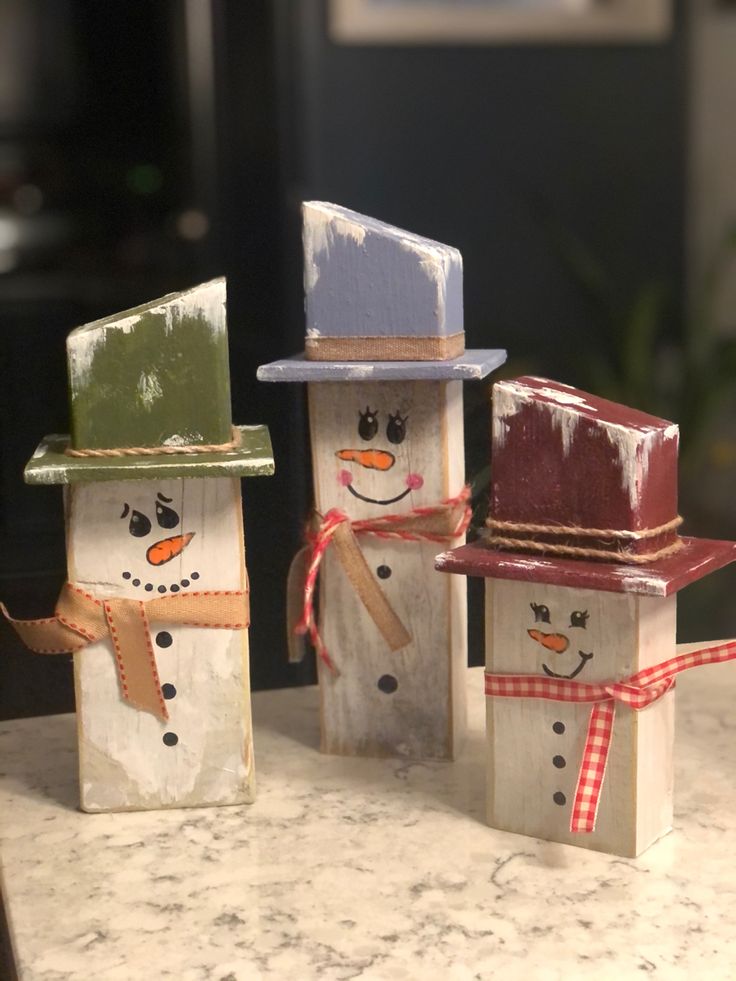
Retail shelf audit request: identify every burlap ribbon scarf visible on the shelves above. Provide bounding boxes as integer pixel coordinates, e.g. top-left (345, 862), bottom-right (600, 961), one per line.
top-left (290, 488), bottom-right (471, 673)
top-left (2, 583), bottom-right (249, 721)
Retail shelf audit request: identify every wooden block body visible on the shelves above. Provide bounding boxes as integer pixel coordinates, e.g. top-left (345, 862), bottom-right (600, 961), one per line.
top-left (485, 579), bottom-right (675, 857)
top-left (309, 379), bottom-right (467, 760)
top-left (66, 476), bottom-right (254, 812)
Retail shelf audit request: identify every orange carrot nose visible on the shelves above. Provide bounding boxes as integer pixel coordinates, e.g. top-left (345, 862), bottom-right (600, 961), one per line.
top-left (146, 532), bottom-right (195, 567)
top-left (335, 448), bottom-right (395, 471)
top-left (527, 629), bottom-right (569, 653)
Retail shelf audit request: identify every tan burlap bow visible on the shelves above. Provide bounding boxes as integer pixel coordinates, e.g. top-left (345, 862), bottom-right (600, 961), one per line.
top-left (290, 489), bottom-right (471, 672)
top-left (2, 583), bottom-right (249, 721)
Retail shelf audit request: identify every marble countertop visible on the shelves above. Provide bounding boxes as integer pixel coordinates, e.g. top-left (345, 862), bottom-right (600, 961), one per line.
top-left (1, 662), bottom-right (735, 981)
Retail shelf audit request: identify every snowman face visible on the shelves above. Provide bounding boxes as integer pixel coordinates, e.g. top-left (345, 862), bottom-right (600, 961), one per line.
top-left (309, 380), bottom-right (448, 520)
top-left (67, 477), bottom-right (243, 596)
top-left (488, 579), bottom-right (638, 683)
top-left (115, 486), bottom-right (197, 593)
top-left (527, 600), bottom-right (594, 680)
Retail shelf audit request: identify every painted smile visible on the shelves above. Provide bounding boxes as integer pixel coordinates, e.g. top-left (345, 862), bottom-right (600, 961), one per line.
top-left (346, 483), bottom-right (413, 507)
top-left (338, 468), bottom-right (424, 507)
top-left (542, 651), bottom-right (594, 680)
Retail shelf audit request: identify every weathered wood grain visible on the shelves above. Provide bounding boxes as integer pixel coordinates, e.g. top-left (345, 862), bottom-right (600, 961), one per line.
top-left (309, 379), bottom-right (466, 760)
top-left (67, 476), bottom-right (254, 812)
top-left (485, 578), bottom-right (675, 856)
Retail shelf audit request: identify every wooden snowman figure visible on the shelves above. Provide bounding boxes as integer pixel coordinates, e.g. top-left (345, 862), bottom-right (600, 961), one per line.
top-left (437, 376), bottom-right (736, 856)
top-left (259, 202), bottom-right (506, 759)
top-left (4, 278), bottom-right (274, 812)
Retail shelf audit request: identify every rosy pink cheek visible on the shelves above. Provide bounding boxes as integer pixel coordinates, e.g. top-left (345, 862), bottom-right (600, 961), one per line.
top-left (338, 469), bottom-right (354, 487)
top-left (405, 473), bottom-right (424, 490)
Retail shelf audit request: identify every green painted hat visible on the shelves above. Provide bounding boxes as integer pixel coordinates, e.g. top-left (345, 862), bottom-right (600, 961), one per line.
top-left (25, 278), bottom-right (274, 484)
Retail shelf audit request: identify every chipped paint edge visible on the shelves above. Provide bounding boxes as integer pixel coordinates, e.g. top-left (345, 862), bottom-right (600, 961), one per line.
top-left (68, 278), bottom-right (227, 389)
top-left (24, 425), bottom-right (274, 485)
top-left (492, 377), bottom-right (680, 508)
top-left (256, 350), bottom-right (507, 383)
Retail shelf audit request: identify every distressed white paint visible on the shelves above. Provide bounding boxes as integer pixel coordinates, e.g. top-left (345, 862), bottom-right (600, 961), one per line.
top-left (66, 476), bottom-right (254, 812)
top-left (67, 314), bottom-right (140, 384)
top-left (602, 424), bottom-right (653, 509)
top-left (525, 380), bottom-right (598, 411)
top-left (493, 378), bottom-right (677, 507)
top-left (485, 578), bottom-right (675, 856)
top-left (303, 202), bottom-right (367, 293)
top-left (67, 279), bottom-right (226, 389)
top-left (162, 431), bottom-right (203, 447)
top-left (303, 201), bottom-right (462, 309)
top-left (309, 379), bottom-right (466, 760)
top-left (137, 370), bottom-right (164, 408)
top-left (492, 379), bottom-right (590, 455)
top-left (159, 277), bottom-right (226, 336)
top-left (401, 238), bottom-right (461, 328)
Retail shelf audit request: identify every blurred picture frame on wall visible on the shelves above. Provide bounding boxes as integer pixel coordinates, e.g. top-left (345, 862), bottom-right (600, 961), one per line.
top-left (329, 0), bottom-right (672, 44)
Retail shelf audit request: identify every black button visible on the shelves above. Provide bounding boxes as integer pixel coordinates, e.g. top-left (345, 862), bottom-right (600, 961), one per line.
top-left (158, 585), bottom-right (166, 593)
top-left (163, 732), bottom-right (178, 747)
top-left (156, 631), bottom-right (173, 648)
top-left (553, 791), bottom-right (566, 806)
top-left (180, 579), bottom-right (190, 588)
top-left (162, 683), bottom-right (176, 700)
top-left (191, 572), bottom-right (200, 580)
top-left (170, 584), bottom-right (180, 593)
top-left (145, 583), bottom-right (154, 592)
top-left (132, 579), bottom-right (140, 587)
top-left (553, 755), bottom-right (566, 769)
top-left (377, 565), bottom-right (392, 580)
top-left (552, 722), bottom-right (565, 734)
top-left (377, 674), bottom-right (398, 694)
top-left (122, 571), bottom-right (131, 580)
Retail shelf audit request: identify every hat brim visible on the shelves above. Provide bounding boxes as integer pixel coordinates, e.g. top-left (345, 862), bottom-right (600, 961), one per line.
top-left (435, 536), bottom-right (736, 597)
top-left (257, 349), bottom-right (507, 382)
top-left (24, 425), bottom-right (274, 485)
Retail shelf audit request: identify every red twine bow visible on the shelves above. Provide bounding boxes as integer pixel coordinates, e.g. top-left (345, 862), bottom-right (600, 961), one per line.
top-left (485, 638), bottom-right (736, 833)
top-left (296, 487), bottom-right (472, 674)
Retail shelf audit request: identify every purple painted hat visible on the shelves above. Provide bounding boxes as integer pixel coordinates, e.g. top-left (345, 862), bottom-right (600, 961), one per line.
top-left (257, 201), bottom-right (506, 383)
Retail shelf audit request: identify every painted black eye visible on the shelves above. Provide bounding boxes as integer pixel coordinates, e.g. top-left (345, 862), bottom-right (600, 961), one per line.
top-left (530, 602), bottom-right (550, 624)
top-left (156, 501), bottom-right (180, 530)
top-left (128, 510), bottom-right (151, 538)
top-left (570, 610), bottom-right (589, 629)
top-left (358, 407), bottom-right (378, 441)
top-left (386, 411), bottom-right (407, 445)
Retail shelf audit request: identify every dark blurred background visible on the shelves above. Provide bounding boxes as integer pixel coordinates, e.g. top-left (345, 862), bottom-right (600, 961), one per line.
top-left (1, 0), bottom-right (734, 722)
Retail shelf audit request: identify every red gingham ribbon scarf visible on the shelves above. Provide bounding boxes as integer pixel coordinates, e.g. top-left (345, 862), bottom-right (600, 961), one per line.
top-left (485, 638), bottom-right (736, 833)
top-left (296, 487), bottom-right (471, 674)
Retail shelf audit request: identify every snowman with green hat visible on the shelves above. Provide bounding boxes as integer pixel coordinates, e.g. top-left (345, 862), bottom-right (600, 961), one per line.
top-left (4, 278), bottom-right (274, 812)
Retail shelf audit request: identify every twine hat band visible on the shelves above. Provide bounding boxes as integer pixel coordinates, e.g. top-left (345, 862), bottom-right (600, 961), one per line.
top-left (482, 514), bottom-right (684, 565)
top-left (64, 426), bottom-right (243, 459)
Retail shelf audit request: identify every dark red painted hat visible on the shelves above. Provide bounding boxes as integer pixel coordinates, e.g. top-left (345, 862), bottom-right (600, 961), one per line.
top-left (436, 377), bottom-right (736, 596)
